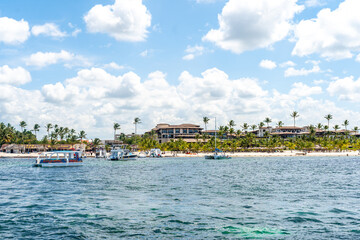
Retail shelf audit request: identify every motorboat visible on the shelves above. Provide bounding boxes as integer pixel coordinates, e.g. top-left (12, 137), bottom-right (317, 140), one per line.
top-left (108, 148), bottom-right (137, 161)
top-left (149, 148), bottom-right (162, 158)
top-left (33, 151), bottom-right (83, 167)
top-left (95, 148), bottom-right (107, 158)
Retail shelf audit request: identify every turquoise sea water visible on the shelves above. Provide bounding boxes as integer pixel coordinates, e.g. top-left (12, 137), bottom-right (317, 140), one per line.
top-left (0, 157), bottom-right (359, 239)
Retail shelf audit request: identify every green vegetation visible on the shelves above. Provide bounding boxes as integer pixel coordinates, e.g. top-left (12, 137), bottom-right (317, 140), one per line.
top-left (0, 121), bottom-right (87, 146)
top-left (123, 128), bottom-right (360, 153)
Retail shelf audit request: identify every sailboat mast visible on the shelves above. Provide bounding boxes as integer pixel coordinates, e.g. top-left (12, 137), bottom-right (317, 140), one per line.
top-left (215, 117), bottom-right (217, 151)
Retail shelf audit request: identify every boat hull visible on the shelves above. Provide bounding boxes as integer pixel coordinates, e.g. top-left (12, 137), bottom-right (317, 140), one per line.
top-left (33, 162), bottom-right (83, 167)
top-left (205, 155), bottom-right (231, 160)
top-left (109, 155), bottom-right (137, 161)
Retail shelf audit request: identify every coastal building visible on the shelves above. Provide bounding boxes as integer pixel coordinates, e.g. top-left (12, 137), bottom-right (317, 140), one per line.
top-left (150, 123), bottom-right (203, 143)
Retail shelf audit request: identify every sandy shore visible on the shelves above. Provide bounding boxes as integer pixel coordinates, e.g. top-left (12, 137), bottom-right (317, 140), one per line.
top-left (1, 150), bottom-right (360, 159)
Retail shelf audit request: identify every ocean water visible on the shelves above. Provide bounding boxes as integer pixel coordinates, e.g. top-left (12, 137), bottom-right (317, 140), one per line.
top-left (0, 156), bottom-right (359, 239)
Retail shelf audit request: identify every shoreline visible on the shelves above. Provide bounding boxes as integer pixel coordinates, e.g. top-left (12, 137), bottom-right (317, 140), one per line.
top-left (1, 150), bottom-right (359, 159)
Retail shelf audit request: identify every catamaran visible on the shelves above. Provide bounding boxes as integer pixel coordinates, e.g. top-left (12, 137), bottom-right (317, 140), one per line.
top-left (33, 151), bottom-right (83, 167)
top-left (205, 118), bottom-right (231, 160)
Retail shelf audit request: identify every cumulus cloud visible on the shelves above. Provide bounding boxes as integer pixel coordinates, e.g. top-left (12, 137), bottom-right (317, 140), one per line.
top-left (259, 60), bottom-right (277, 69)
top-left (103, 62), bottom-right (124, 70)
top-left (327, 76), bottom-right (360, 101)
top-left (289, 82), bottom-right (322, 97)
top-left (26, 50), bottom-right (74, 67)
top-left (292, 0), bottom-right (360, 60)
top-left (25, 50), bottom-right (91, 68)
top-left (31, 23), bottom-right (67, 37)
top-left (203, 0), bottom-right (303, 53)
top-left (0, 65), bottom-right (31, 85)
top-left (285, 61), bottom-right (321, 77)
top-left (183, 45), bottom-right (205, 60)
top-left (280, 61), bottom-right (296, 68)
top-left (0, 17), bottom-right (30, 44)
top-left (304, 0), bottom-right (326, 7)
top-left (2, 66), bottom-right (360, 138)
top-left (84, 0), bottom-right (151, 42)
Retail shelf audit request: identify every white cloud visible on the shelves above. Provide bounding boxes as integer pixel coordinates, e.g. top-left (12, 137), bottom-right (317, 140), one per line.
top-left (293, 0), bottom-right (360, 60)
top-left (327, 76), bottom-right (360, 101)
top-left (31, 23), bottom-right (67, 37)
top-left (285, 62), bottom-right (321, 77)
top-left (71, 28), bottom-right (81, 37)
top-left (304, 0), bottom-right (326, 7)
top-left (280, 61), bottom-right (296, 68)
top-left (25, 50), bottom-right (91, 68)
top-left (2, 66), bottom-right (360, 138)
top-left (203, 0), bottom-right (303, 53)
top-left (84, 0), bottom-right (151, 42)
top-left (183, 45), bottom-right (205, 60)
top-left (26, 50), bottom-right (74, 67)
top-left (103, 62), bottom-right (124, 70)
top-left (289, 82), bottom-right (322, 97)
top-left (0, 17), bottom-right (30, 44)
top-left (140, 50), bottom-right (148, 57)
top-left (259, 60), bottom-right (277, 69)
top-left (0, 65), bottom-right (31, 86)
top-left (313, 79), bottom-right (326, 85)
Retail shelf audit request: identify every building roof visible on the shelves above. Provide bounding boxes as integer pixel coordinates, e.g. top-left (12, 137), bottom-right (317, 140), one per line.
top-left (153, 123), bottom-right (202, 130)
top-left (274, 126), bottom-right (303, 130)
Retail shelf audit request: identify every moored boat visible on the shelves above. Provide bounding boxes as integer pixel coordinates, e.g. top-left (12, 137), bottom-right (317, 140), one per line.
top-left (33, 151), bottom-right (83, 167)
top-left (149, 148), bottom-right (162, 158)
top-left (108, 148), bottom-right (137, 161)
top-left (205, 118), bottom-right (231, 160)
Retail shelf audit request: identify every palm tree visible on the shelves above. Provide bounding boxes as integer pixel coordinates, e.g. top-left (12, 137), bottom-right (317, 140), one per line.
top-left (228, 120), bottom-right (236, 129)
top-left (133, 117), bottom-right (141, 134)
top-left (242, 123), bottom-right (249, 132)
top-left (277, 121), bottom-right (284, 128)
top-left (264, 117), bottom-right (272, 127)
top-left (79, 130), bottom-right (86, 143)
top-left (45, 123), bottom-right (53, 137)
top-left (290, 111), bottom-right (299, 127)
top-left (113, 123), bottom-right (120, 139)
top-left (19, 121), bottom-right (27, 132)
top-left (251, 125), bottom-right (257, 132)
top-left (203, 117), bottom-right (210, 132)
top-left (343, 120), bottom-right (349, 131)
top-left (334, 124), bottom-right (340, 133)
top-left (353, 126), bottom-right (359, 133)
top-left (19, 121), bottom-right (27, 144)
top-left (317, 123), bottom-right (323, 130)
top-left (33, 124), bottom-right (40, 140)
top-left (92, 138), bottom-right (102, 151)
top-left (324, 114), bottom-right (333, 130)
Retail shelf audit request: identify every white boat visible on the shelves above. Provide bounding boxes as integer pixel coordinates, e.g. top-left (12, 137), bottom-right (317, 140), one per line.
top-left (108, 148), bottom-right (137, 161)
top-left (205, 150), bottom-right (231, 160)
top-left (95, 148), bottom-right (107, 158)
top-left (149, 148), bottom-right (162, 158)
top-left (33, 151), bottom-right (83, 167)
top-left (205, 118), bottom-right (231, 160)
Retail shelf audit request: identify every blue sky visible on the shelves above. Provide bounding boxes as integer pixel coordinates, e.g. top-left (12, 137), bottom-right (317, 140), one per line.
top-left (0, 0), bottom-right (360, 139)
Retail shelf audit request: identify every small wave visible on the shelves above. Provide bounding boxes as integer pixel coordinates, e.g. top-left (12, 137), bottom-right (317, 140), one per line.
top-left (285, 217), bottom-right (322, 223)
top-left (168, 219), bottom-right (193, 225)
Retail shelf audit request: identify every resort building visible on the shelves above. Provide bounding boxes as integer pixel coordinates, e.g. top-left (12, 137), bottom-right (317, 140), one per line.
top-left (150, 123), bottom-right (203, 143)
